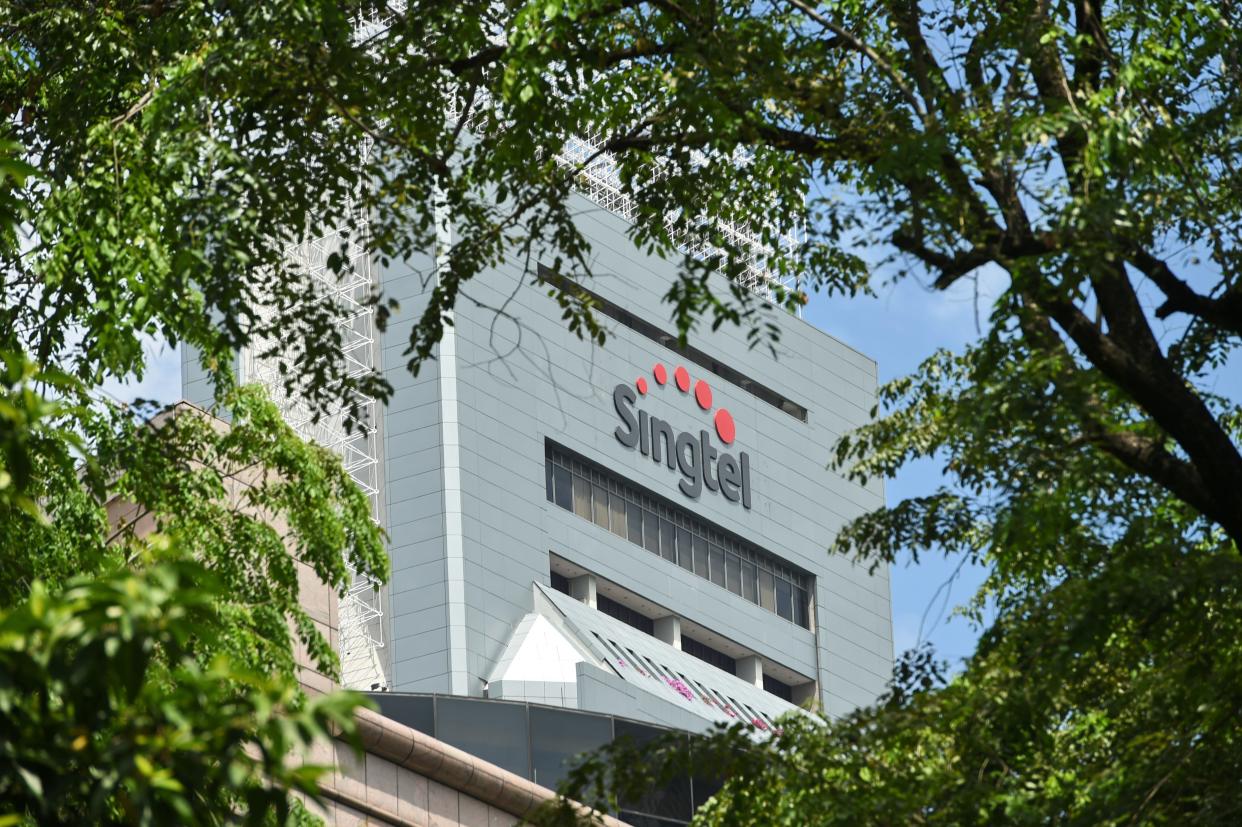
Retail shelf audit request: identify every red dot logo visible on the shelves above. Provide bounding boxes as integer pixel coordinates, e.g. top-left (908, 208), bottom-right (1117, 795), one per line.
top-left (714, 409), bottom-right (736, 444)
top-left (641, 362), bottom-right (738, 446)
top-left (694, 379), bottom-right (712, 410)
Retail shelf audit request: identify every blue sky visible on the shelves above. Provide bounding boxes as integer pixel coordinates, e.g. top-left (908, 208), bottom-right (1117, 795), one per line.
top-left (805, 269), bottom-right (1008, 666)
top-left (106, 267), bottom-right (1009, 672)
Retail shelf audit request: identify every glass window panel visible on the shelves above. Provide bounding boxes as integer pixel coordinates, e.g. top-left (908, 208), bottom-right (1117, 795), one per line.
top-left (530, 706), bottom-right (612, 791)
top-left (592, 483), bottom-right (609, 528)
top-left (546, 462), bottom-right (553, 502)
top-left (680, 531), bottom-right (700, 571)
top-left (775, 577), bottom-right (793, 621)
top-left (676, 527), bottom-right (692, 570)
top-left (725, 552), bottom-right (742, 595)
top-left (572, 474), bottom-right (592, 519)
top-left (759, 569), bottom-right (776, 611)
top-left (552, 464), bottom-right (572, 510)
top-left (372, 694), bottom-right (435, 735)
top-left (609, 493), bottom-right (627, 538)
top-left (660, 519), bottom-right (677, 563)
top-left (436, 698), bottom-right (530, 778)
top-left (614, 722), bottom-right (693, 821)
top-left (742, 562), bottom-right (758, 603)
top-left (708, 544), bottom-right (726, 587)
top-left (643, 509), bottom-right (660, 553)
top-left (794, 587), bottom-right (811, 628)
top-left (693, 536), bottom-right (709, 578)
top-left (627, 504), bottom-right (643, 545)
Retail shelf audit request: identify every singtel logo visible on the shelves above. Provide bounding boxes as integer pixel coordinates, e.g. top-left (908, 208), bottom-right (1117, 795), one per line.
top-left (613, 363), bottom-right (752, 509)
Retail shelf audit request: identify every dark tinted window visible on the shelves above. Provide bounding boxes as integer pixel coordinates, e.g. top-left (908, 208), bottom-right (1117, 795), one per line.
top-left (614, 721), bottom-right (693, 822)
top-left (598, 594), bottom-right (655, 635)
top-left (370, 693), bottom-right (435, 735)
top-left (628, 506), bottom-right (643, 543)
top-left (682, 636), bottom-right (736, 675)
top-left (725, 553), bottom-right (742, 596)
top-left (763, 674), bottom-right (794, 702)
top-left (436, 698), bottom-right (530, 778)
top-left (552, 464), bottom-right (572, 510)
top-left (708, 545), bottom-right (726, 587)
top-left (775, 578), bottom-right (793, 621)
top-left (643, 508), bottom-right (660, 553)
top-left (660, 518), bottom-right (676, 563)
top-left (530, 706), bottom-right (613, 790)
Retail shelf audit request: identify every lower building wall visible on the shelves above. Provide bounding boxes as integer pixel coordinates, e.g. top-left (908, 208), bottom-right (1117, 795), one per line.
top-left (303, 740), bottom-right (518, 827)
top-left (300, 706), bottom-right (627, 827)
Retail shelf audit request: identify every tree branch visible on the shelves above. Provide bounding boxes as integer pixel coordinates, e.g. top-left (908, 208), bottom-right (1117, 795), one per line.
top-left (1129, 247), bottom-right (1242, 335)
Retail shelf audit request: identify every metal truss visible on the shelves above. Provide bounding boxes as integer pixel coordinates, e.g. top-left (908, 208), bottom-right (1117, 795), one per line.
top-left (556, 128), bottom-right (803, 304)
top-left (356, 3), bottom-right (800, 304)
top-left (242, 211), bottom-right (389, 692)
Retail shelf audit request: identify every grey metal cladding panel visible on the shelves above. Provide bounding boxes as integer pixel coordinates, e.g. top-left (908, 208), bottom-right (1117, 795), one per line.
top-left (376, 246), bottom-right (438, 304)
top-left (392, 654), bottom-right (451, 693)
top-left (411, 203), bottom-right (892, 707)
top-left (441, 259), bottom-right (893, 698)
top-left (458, 278), bottom-right (869, 579)
top-left (564, 197), bottom-right (878, 396)
top-left (180, 345), bottom-right (218, 410)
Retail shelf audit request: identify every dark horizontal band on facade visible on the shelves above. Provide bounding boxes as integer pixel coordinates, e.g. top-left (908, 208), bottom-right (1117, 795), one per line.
top-left (537, 264), bottom-right (810, 422)
top-left (545, 439), bottom-right (814, 629)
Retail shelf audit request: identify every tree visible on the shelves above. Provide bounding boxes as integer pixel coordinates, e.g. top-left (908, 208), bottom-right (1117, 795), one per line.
top-left (0, 556), bottom-right (364, 827)
top-left (2, 0), bottom-right (1240, 822)
top-left (0, 145), bottom-right (387, 822)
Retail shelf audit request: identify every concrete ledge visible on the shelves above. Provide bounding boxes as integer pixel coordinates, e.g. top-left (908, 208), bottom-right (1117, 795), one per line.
top-left (342, 706), bottom-right (627, 825)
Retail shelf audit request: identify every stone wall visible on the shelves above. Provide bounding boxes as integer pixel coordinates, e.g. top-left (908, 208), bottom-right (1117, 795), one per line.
top-left (302, 708), bottom-right (623, 827)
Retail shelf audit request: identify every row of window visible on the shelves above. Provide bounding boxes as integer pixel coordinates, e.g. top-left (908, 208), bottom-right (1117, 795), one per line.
top-left (545, 443), bottom-right (813, 629)
top-left (682, 636), bottom-right (736, 675)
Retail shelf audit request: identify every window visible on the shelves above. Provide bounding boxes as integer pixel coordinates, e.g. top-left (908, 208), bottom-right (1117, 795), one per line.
top-left (692, 536), bottom-right (709, 579)
top-left (763, 674), bottom-right (794, 703)
top-left (759, 570), bottom-right (775, 611)
top-left (609, 494), bottom-right (627, 539)
top-left (775, 578), bottom-right (793, 622)
top-left (592, 483), bottom-right (609, 529)
top-left (682, 636), bottom-right (736, 674)
top-left (598, 594), bottom-right (655, 635)
top-left (627, 506), bottom-right (643, 544)
top-left (708, 545), bottom-right (726, 588)
top-left (643, 509), bottom-right (660, 553)
top-left (793, 587), bottom-right (811, 629)
top-left (572, 474), bottom-right (591, 520)
top-left (546, 441), bottom-right (814, 629)
top-left (725, 553), bottom-right (742, 596)
top-left (552, 464), bottom-right (572, 511)
top-left (660, 518), bottom-right (676, 563)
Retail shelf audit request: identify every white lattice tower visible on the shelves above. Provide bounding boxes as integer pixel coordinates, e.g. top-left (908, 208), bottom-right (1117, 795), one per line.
top-left (557, 127), bottom-right (804, 303)
top-left (243, 217), bottom-right (389, 691)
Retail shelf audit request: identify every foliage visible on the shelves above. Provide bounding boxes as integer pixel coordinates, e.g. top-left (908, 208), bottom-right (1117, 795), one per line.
top-left (2, 0), bottom-right (1240, 823)
top-left (0, 553), bottom-right (365, 827)
top-left (0, 136), bottom-right (386, 820)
